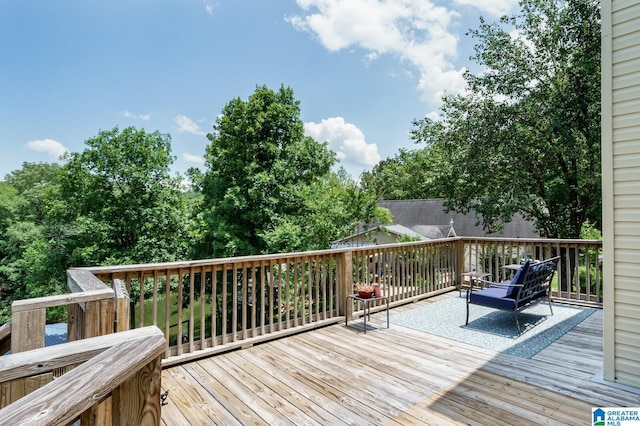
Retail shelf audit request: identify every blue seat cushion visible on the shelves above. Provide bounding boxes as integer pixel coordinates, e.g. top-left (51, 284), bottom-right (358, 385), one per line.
top-left (469, 286), bottom-right (517, 310)
top-left (529, 262), bottom-right (553, 281)
top-left (506, 261), bottom-right (530, 299)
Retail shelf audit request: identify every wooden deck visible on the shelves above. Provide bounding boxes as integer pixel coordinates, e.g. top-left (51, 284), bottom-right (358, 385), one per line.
top-left (160, 294), bottom-right (639, 425)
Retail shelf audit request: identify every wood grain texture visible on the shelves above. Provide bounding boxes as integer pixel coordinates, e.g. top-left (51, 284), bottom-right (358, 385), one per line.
top-left (11, 308), bottom-right (45, 353)
top-left (0, 327), bottom-right (165, 425)
top-left (0, 322), bottom-right (10, 355)
top-left (162, 295), bottom-right (639, 426)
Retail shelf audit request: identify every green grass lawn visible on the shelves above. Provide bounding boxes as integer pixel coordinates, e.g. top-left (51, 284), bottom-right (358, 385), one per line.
top-left (132, 293), bottom-right (213, 345)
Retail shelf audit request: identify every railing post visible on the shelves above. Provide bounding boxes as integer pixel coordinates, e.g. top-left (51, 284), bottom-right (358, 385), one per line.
top-left (11, 308), bottom-right (46, 353)
top-left (455, 238), bottom-right (466, 287)
top-left (337, 250), bottom-right (353, 317)
top-left (0, 322), bottom-right (10, 356)
top-left (111, 355), bottom-right (162, 425)
top-left (114, 279), bottom-right (131, 333)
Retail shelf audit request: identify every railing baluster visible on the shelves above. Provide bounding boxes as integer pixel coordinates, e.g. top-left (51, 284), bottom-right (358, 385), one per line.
top-left (61, 237), bottom-right (601, 363)
top-left (164, 269), bottom-right (170, 358)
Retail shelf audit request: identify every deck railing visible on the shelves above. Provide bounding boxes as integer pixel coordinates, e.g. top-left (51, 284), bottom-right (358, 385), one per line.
top-left (0, 236), bottom-right (602, 415)
top-left (77, 237), bottom-right (602, 365)
top-left (0, 327), bottom-right (165, 425)
top-left (460, 237), bottom-right (603, 305)
top-left (6, 269), bottom-right (120, 355)
top-left (0, 236), bottom-right (603, 367)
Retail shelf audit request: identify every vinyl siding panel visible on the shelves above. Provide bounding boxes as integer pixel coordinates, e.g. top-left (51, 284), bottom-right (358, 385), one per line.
top-left (612, 208), bottom-right (640, 221)
top-left (612, 137), bottom-right (640, 153)
top-left (613, 43), bottom-right (640, 65)
top-left (616, 222), bottom-right (640, 236)
top-left (612, 71), bottom-right (640, 90)
top-left (613, 0), bottom-right (640, 25)
top-left (612, 151), bottom-right (640, 167)
top-left (613, 166), bottom-right (640, 181)
top-left (615, 316), bottom-right (638, 333)
top-left (614, 252), bottom-right (640, 265)
top-left (618, 329), bottom-right (640, 347)
top-left (615, 275), bottom-right (640, 290)
top-left (613, 289), bottom-right (640, 305)
top-left (612, 84), bottom-right (640, 105)
top-left (612, 108), bottom-right (640, 127)
top-left (614, 195), bottom-right (640, 208)
top-left (615, 358), bottom-right (640, 388)
top-left (612, 260), bottom-right (640, 277)
top-left (607, 0), bottom-right (640, 388)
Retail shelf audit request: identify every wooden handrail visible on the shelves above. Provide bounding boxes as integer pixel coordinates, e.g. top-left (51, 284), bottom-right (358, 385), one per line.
top-left (0, 326), bottom-right (165, 425)
top-left (4, 237), bottom-right (601, 366)
top-left (11, 289), bottom-right (114, 312)
top-left (0, 321), bottom-right (10, 356)
top-left (67, 237), bottom-right (601, 364)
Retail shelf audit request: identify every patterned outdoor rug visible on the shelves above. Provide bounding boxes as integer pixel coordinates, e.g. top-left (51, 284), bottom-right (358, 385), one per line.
top-left (389, 296), bottom-right (595, 359)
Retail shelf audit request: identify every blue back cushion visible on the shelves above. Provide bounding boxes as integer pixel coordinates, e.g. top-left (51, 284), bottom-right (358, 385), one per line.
top-left (506, 261), bottom-right (530, 298)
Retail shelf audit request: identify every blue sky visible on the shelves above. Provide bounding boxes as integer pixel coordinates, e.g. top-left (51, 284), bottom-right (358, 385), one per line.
top-left (0, 0), bottom-right (518, 180)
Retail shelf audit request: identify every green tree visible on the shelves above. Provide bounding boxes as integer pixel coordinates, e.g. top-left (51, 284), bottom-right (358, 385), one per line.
top-left (0, 164), bottom-right (62, 323)
top-left (56, 126), bottom-right (190, 265)
top-left (196, 85), bottom-right (336, 257)
top-left (4, 162), bottom-right (61, 223)
top-left (360, 148), bottom-right (441, 200)
top-left (261, 169), bottom-right (391, 252)
top-left (411, 0), bottom-right (601, 238)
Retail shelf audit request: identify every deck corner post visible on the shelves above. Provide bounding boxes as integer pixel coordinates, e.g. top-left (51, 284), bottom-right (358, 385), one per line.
top-left (111, 354), bottom-right (162, 426)
top-left (337, 251), bottom-right (353, 317)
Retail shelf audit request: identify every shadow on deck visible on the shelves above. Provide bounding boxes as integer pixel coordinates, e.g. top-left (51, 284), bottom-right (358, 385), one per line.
top-left (160, 293), bottom-right (640, 425)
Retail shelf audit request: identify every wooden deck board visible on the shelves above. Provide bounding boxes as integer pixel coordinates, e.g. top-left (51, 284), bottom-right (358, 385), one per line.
top-left (162, 295), bottom-right (640, 425)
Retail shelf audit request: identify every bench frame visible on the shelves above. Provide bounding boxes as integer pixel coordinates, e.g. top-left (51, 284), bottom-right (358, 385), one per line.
top-left (465, 256), bottom-right (560, 333)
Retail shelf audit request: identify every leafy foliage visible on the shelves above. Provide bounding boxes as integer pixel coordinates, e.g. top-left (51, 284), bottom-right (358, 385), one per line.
top-left (360, 149), bottom-right (442, 200)
top-left (410, 0), bottom-right (600, 238)
top-left (56, 126), bottom-right (190, 265)
top-left (195, 85), bottom-right (337, 257)
top-left (0, 164), bottom-right (63, 322)
top-left (262, 169), bottom-right (391, 252)
top-left (0, 90), bottom-right (389, 324)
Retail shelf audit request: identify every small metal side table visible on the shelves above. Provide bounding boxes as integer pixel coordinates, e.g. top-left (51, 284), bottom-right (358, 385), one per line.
top-left (345, 294), bottom-right (389, 334)
top-left (459, 271), bottom-right (491, 297)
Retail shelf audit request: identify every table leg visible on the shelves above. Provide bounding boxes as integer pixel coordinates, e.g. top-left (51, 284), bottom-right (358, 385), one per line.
top-left (363, 300), bottom-right (367, 334)
top-left (386, 297), bottom-right (389, 329)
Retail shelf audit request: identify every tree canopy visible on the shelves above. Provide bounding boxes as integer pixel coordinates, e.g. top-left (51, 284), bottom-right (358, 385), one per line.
top-left (194, 85), bottom-right (338, 257)
top-left (0, 88), bottom-right (391, 323)
top-left (360, 148), bottom-right (442, 200)
top-left (56, 126), bottom-right (190, 265)
top-left (410, 0), bottom-right (600, 238)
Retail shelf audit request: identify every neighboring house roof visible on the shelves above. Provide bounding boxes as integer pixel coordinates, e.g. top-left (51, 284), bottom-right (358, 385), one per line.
top-left (383, 224), bottom-right (427, 240)
top-left (330, 225), bottom-right (420, 248)
top-left (332, 199), bottom-right (539, 247)
top-left (4, 323), bottom-right (67, 355)
top-left (45, 323), bottom-right (67, 347)
top-left (411, 224), bottom-right (456, 239)
top-left (379, 199), bottom-right (539, 238)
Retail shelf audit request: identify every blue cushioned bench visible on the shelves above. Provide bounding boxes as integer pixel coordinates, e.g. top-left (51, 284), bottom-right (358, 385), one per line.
top-left (465, 256), bottom-right (560, 333)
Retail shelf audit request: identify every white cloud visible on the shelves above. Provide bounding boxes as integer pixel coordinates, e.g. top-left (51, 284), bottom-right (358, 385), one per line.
top-left (25, 139), bottom-right (69, 160)
top-left (453, 0), bottom-right (518, 18)
top-left (176, 115), bottom-right (207, 136)
top-left (182, 152), bottom-right (205, 165)
top-left (122, 110), bottom-right (151, 120)
top-left (304, 117), bottom-right (380, 169)
top-left (287, 0), bottom-right (467, 103)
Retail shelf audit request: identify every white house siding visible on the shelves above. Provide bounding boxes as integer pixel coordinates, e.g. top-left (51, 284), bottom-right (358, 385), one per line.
top-left (603, 0), bottom-right (640, 388)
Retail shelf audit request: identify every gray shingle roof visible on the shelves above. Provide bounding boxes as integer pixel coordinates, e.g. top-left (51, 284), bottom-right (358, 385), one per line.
top-left (379, 199), bottom-right (539, 238)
